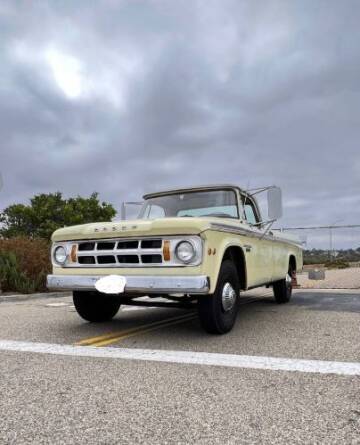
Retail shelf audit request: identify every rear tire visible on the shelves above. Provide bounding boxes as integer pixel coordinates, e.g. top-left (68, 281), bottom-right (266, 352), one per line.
top-left (273, 267), bottom-right (293, 304)
top-left (73, 291), bottom-right (121, 322)
top-left (198, 260), bottom-right (240, 334)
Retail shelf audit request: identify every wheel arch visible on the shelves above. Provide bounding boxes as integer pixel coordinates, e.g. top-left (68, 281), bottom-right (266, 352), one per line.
top-left (222, 245), bottom-right (247, 290)
top-left (289, 254), bottom-right (296, 272)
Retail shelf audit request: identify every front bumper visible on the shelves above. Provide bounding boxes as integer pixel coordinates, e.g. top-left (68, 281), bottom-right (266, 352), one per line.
top-left (47, 274), bottom-right (210, 294)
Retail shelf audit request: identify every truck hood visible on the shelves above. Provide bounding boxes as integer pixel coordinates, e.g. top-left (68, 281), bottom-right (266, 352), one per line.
top-left (51, 217), bottom-right (224, 242)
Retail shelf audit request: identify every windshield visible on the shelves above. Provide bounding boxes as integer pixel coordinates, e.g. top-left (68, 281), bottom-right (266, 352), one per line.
top-left (138, 189), bottom-right (239, 219)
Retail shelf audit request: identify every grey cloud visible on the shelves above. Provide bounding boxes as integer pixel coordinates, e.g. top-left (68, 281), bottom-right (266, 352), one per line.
top-left (0, 0), bottom-right (359, 248)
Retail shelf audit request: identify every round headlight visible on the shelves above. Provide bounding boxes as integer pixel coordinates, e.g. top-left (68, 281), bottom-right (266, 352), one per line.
top-left (54, 246), bottom-right (67, 265)
top-left (175, 241), bottom-right (196, 263)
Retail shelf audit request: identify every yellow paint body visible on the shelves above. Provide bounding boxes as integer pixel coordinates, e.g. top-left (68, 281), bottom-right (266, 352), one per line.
top-left (52, 216), bottom-right (303, 294)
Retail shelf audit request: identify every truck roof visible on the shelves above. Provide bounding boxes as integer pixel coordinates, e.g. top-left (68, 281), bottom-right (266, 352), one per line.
top-left (143, 184), bottom-right (244, 200)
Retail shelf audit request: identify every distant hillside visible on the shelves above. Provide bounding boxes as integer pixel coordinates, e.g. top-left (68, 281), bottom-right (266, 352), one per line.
top-left (304, 248), bottom-right (360, 265)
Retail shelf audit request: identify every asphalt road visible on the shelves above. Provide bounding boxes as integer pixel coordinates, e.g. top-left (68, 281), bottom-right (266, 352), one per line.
top-left (0, 288), bottom-right (359, 444)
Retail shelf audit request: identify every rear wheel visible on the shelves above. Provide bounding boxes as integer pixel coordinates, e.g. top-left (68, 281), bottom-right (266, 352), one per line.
top-left (73, 291), bottom-right (121, 322)
top-left (198, 260), bottom-right (240, 334)
top-left (273, 266), bottom-right (293, 304)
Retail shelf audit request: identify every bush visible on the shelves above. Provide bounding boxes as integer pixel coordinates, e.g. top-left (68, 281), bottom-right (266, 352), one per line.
top-left (0, 192), bottom-right (116, 239)
top-left (324, 259), bottom-right (350, 270)
top-left (0, 238), bottom-right (51, 293)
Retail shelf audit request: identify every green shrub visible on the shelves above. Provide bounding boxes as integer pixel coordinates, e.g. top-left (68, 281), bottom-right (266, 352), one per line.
top-left (324, 259), bottom-right (350, 269)
top-left (0, 238), bottom-right (51, 293)
top-left (0, 192), bottom-right (116, 239)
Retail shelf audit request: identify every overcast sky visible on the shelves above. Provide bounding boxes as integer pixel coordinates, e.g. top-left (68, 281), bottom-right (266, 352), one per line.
top-left (0, 1), bottom-right (359, 248)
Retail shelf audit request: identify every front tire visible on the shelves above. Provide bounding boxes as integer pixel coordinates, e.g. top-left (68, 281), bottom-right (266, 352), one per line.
top-left (73, 291), bottom-right (121, 322)
top-left (198, 260), bottom-right (240, 334)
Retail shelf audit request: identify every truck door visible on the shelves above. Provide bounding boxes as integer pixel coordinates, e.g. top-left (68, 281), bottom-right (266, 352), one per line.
top-left (242, 196), bottom-right (273, 286)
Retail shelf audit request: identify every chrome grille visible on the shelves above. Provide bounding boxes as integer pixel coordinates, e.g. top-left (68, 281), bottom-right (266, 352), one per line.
top-left (76, 238), bottom-right (163, 266)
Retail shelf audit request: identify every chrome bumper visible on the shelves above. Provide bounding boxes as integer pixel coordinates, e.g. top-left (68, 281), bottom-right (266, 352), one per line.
top-left (47, 274), bottom-right (210, 294)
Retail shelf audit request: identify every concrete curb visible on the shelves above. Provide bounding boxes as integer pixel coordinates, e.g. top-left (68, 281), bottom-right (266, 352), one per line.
top-left (0, 291), bottom-right (71, 303)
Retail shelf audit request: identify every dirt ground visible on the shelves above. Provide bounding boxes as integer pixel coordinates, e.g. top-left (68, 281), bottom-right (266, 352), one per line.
top-left (298, 267), bottom-right (360, 289)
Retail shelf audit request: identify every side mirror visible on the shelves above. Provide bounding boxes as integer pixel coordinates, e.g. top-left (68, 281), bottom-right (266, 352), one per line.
top-left (267, 187), bottom-right (282, 220)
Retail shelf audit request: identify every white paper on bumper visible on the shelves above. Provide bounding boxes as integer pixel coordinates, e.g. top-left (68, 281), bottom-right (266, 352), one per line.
top-left (95, 275), bottom-right (126, 294)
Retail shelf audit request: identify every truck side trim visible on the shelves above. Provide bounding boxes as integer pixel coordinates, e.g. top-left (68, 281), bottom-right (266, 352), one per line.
top-left (209, 223), bottom-right (302, 248)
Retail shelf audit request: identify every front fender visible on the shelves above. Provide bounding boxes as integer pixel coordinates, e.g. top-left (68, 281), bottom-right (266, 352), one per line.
top-left (200, 230), bottom-right (247, 293)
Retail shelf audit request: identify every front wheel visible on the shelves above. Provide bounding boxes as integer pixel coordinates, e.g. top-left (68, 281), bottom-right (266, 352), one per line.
top-left (73, 291), bottom-right (121, 322)
top-left (198, 260), bottom-right (240, 334)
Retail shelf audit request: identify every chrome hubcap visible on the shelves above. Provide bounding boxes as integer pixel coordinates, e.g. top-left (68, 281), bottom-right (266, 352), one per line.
top-left (221, 282), bottom-right (236, 312)
top-left (286, 273), bottom-right (292, 290)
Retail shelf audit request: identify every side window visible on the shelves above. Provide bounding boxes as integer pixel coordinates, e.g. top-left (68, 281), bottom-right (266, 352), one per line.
top-left (146, 204), bottom-right (165, 219)
top-left (243, 200), bottom-right (259, 225)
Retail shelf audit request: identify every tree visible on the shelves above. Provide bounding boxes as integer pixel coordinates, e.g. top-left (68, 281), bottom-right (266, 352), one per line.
top-left (0, 192), bottom-right (116, 239)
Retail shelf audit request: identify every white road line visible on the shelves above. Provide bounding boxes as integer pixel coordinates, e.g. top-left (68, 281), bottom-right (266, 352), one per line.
top-left (0, 340), bottom-right (359, 376)
top-left (45, 302), bottom-right (70, 307)
top-left (121, 306), bottom-right (155, 312)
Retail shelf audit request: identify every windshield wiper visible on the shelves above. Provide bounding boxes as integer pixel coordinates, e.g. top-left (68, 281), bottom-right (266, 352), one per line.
top-left (201, 214), bottom-right (236, 219)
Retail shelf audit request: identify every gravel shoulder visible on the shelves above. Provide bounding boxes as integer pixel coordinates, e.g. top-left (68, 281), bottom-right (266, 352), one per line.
top-left (298, 267), bottom-right (360, 289)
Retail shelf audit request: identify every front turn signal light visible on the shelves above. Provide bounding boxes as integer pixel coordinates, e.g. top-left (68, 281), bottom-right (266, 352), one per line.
top-left (70, 244), bottom-right (78, 263)
top-left (163, 240), bottom-right (171, 261)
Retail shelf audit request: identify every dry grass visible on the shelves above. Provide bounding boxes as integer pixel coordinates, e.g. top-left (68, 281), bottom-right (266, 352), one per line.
top-left (0, 238), bottom-right (51, 293)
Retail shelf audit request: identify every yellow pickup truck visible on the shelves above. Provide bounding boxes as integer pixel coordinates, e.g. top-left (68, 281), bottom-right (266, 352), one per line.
top-left (47, 185), bottom-right (303, 334)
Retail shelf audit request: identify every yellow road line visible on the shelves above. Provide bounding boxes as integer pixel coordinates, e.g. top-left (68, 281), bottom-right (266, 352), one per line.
top-left (75, 312), bottom-right (196, 347)
top-left (75, 291), bottom-right (273, 347)
top-left (93, 314), bottom-right (197, 347)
